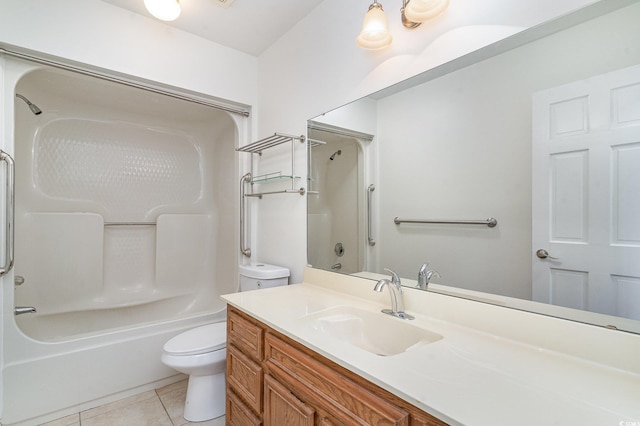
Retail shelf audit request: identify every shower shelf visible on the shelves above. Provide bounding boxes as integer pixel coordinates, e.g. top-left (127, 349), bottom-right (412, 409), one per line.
top-left (237, 132), bottom-right (306, 197)
top-left (250, 171), bottom-right (301, 184)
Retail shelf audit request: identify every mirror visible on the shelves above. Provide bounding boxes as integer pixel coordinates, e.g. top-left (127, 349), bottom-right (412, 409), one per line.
top-left (307, 1), bottom-right (640, 333)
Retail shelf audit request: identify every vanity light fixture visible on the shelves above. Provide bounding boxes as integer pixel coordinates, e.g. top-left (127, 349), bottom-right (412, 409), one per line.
top-left (144, 0), bottom-right (181, 21)
top-left (356, 1), bottom-right (393, 50)
top-left (403, 0), bottom-right (450, 25)
top-left (356, 0), bottom-right (450, 49)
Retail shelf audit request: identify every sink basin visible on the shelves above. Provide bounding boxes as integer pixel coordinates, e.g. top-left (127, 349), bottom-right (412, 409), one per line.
top-left (302, 306), bottom-right (442, 356)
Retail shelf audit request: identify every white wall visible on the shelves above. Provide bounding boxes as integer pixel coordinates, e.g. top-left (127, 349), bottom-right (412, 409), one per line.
top-left (0, 0), bottom-right (258, 106)
top-left (256, 0), bottom-right (601, 282)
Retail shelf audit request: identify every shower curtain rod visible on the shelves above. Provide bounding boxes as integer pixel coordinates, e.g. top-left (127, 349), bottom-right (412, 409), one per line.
top-left (0, 47), bottom-right (250, 117)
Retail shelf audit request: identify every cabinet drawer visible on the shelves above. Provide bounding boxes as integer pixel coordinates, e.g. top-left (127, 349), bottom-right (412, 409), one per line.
top-left (228, 343), bottom-right (263, 415)
top-left (265, 333), bottom-right (409, 426)
top-left (227, 388), bottom-right (263, 426)
top-left (228, 308), bottom-right (264, 361)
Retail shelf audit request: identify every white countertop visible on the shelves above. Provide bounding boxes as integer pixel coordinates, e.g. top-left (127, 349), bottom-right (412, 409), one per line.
top-left (222, 268), bottom-right (640, 425)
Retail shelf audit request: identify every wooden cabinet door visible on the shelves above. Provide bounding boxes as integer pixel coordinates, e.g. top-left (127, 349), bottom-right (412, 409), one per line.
top-left (228, 344), bottom-right (263, 415)
top-left (264, 374), bottom-right (315, 426)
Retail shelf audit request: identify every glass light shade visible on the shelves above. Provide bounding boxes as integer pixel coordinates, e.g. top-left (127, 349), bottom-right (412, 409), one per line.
top-left (356, 4), bottom-right (392, 50)
top-left (144, 0), bottom-right (181, 21)
top-left (404, 0), bottom-right (449, 23)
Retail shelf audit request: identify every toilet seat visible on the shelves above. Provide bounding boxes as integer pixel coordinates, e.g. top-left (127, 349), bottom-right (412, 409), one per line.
top-left (163, 322), bottom-right (226, 356)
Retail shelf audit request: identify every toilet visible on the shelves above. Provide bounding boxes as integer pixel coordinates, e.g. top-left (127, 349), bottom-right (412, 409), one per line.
top-left (161, 263), bottom-right (290, 421)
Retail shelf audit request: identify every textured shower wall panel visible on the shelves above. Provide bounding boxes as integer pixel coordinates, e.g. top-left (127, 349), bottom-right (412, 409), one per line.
top-left (103, 226), bottom-right (157, 305)
top-left (34, 118), bottom-right (202, 220)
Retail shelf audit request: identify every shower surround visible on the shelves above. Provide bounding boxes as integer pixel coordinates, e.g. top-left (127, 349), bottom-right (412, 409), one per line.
top-left (1, 56), bottom-right (242, 424)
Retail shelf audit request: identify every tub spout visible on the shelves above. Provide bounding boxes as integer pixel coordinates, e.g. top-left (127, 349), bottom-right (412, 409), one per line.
top-left (14, 306), bottom-right (37, 315)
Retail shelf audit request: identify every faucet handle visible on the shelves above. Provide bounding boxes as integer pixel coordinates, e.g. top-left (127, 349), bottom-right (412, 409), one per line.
top-left (418, 263), bottom-right (429, 274)
top-left (383, 268), bottom-right (401, 285)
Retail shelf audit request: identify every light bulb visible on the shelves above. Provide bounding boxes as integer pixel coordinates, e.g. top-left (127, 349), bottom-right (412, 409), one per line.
top-left (144, 0), bottom-right (181, 21)
top-left (356, 2), bottom-right (392, 50)
top-left (404, 0), bottom-right (449, 23)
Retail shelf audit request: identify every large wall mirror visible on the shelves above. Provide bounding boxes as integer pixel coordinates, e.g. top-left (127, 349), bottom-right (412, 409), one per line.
top-left (307, 0), bottom-right (640, 334)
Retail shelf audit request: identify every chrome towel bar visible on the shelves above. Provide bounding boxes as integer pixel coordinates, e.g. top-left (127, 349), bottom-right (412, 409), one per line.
top-left (394, 217), bottom-right (498, 228)
top-left (236, 132), bottom-right (304, 154)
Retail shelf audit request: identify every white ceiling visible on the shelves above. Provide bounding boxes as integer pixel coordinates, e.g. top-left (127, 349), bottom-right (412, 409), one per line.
top-left (100, 0), bottom-right (325, 56)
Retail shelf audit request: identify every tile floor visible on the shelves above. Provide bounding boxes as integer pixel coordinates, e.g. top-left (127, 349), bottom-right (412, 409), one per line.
top-left (40, 380), bottom-right (225, 426)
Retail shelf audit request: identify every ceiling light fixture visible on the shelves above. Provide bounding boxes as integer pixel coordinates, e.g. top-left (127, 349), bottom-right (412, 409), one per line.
top-left (357, 0), bottom-right (450, 50)
top-left (144, 0), bottom-right (181, 21)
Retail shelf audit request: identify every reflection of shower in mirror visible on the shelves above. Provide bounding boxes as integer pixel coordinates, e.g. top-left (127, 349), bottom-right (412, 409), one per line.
top-left (307, 123), bottom-right (373, 275)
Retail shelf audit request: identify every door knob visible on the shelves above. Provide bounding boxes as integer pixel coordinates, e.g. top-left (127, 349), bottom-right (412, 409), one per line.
top-left (536, 249), bottom-right (559, 260)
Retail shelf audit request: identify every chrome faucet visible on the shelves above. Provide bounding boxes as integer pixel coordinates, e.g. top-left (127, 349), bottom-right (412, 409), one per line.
top-left (417, 263), bottom-right (440, 290)
top-left (374, 268), bottom-right (414, 320)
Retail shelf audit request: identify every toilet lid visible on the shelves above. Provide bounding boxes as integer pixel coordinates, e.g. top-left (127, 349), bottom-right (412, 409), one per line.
top-left (163, 322), bottom-right (227, 356)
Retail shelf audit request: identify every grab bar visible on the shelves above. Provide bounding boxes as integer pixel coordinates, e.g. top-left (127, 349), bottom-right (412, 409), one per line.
top-left (0, 150), bottom-right (14, 276)
top-left (240, 173), bottom-right (252, 257)
top-left (394, 217), bottom-right (498, 228)
top-left (104, 222), bottom-right (156, 226)
top-left (367, 184), bottom-right (375, 246)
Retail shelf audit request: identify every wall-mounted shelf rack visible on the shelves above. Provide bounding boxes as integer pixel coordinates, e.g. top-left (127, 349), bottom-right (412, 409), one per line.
top-left (236, 133), bottom-right (306, 198)
top-left (237, 133), bottom-right (303, 154)
top-left (237, 132), bottom-right (306, 257)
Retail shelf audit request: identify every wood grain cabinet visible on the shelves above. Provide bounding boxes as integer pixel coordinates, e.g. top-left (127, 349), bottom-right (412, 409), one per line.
top-left (226, 306), bottom-right (448, 426)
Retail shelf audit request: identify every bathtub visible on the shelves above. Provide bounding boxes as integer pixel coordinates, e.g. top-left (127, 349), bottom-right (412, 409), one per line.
top-left (1, 55), bottom-right (245, 424)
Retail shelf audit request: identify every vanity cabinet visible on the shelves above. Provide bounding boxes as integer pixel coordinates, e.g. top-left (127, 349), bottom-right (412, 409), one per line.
top-left (226, 306), bottom-right (448, 426)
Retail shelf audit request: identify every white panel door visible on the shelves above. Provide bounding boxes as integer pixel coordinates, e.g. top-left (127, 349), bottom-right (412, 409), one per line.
top-left (532, 64), bottom-right (640, 320)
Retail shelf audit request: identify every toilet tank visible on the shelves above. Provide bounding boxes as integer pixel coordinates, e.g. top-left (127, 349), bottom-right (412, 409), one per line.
top-left (239, 263), bottom-right (290, 291)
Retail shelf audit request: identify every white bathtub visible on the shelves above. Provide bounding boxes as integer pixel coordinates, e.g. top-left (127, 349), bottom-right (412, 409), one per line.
top-left (1, 56), bottom-right (244, 424)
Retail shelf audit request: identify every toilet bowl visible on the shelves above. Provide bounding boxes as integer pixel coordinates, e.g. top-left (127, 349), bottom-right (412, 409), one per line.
top-left (161, 262), bottom-right (290, 421)
top-left (161, 322), bottom-right (227, 421)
